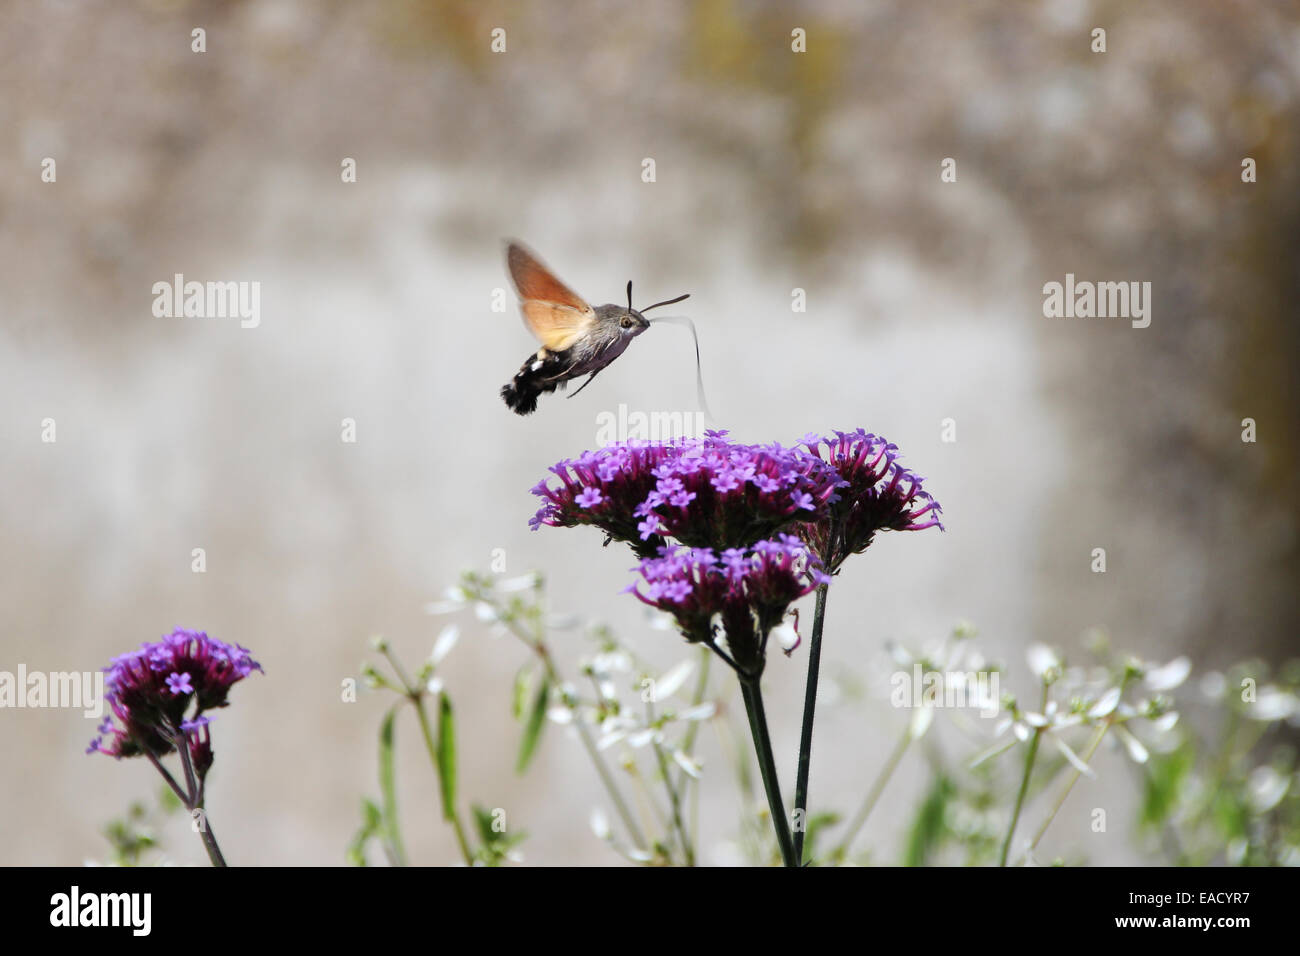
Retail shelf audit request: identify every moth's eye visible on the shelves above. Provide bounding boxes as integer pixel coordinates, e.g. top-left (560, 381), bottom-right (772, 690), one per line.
top-left (620, 315), bottom-right (633, 328)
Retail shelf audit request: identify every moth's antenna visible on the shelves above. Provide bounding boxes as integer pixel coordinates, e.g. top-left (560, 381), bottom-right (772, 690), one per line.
top-left (648, 312), bottom-right (712, 420)
top-left (641, 292), bottom-right (691, 312)
top-left (626, 280), bottom-right (634, 313)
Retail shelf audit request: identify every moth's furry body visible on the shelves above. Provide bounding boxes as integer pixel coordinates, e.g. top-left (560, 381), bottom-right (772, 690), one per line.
top-left (501, 304), bottom-right (649, 414)
top-left (498, 239), bottom-right (681, 415)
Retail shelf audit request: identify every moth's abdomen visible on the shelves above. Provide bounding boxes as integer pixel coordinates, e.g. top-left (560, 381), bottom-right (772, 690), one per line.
top-left (501, 349), bottom-right (572, 415)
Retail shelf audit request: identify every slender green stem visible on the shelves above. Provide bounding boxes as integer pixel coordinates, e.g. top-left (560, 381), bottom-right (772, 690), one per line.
top-left (998, 726), bottom-right (1043, 867)
top-left (834, 724), bottom-right (913, 859)
top-left (739, 675), bottom-right (798, 867)
top-left (171, 725), bottom-right (227, 867)
top-left (792, 580), bottom-right (830, 863)
top-left (648, 700), bottom-right (693, 865)
top-left (673, 648), bottom-right (712, 861)
top-left (1028, 721), bottom-right (1109, 856)
top-left (412, 693), bottom-right (475, 865)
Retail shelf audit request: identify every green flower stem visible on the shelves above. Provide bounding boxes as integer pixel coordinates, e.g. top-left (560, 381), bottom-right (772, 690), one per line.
top-left (792, 579), bottom-right (830, 863)
top-left (998, 725), bottom-right (1045, 867)
top-left (170, 727), bottom-right (227, 868)
top-left (673, 648), bottom-right (712, 859)
top-left (1028, 720), bottom-right (1110, 856)
top-left (649, 700), bottom-right (694, 865)
top-left (412, 693), bottom-right (475, 865)
top-left (378, 643), bottom-right (475, 865)
top-left (739, 675), bottom-right (799, 867)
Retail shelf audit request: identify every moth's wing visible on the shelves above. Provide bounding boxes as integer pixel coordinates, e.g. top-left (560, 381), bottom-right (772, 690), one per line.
top-left (506, 241), bottom-right (596, 351)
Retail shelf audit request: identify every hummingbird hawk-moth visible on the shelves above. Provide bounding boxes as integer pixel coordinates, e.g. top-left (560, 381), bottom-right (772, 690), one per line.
top-left (500, 241), bottom-right (702, 415)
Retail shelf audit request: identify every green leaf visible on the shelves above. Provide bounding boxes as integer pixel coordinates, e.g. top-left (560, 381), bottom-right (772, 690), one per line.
top-left (378, 705), bottom-right (408, 866)
top-left (347, 798), bottom-right (384, 867)
top-left (437, 692), bottom-right (457, 820)
top-left (511, 666), bottom-right (533, 721)
top-left (472, 804), bottom-right (500, 846)
top-left (516, 676), bottom-right (551, 774)
top-left (1140, 742), bottom-right (1194, 829)
top-left (800, 811), bottom-right (840, 863)
top-left (903, 774), bottom-right (954, 867)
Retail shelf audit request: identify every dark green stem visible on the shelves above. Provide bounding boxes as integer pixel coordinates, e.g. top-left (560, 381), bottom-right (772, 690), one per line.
top-left (792, 580), bottom-right (830, 863)
top-left (739, 675), bottom-right (799, 867)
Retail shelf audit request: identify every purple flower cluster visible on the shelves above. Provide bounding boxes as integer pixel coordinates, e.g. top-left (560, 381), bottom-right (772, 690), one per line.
top-left (530, 427), bottom-right (942, 672)
top-left (529, 440), bottom-right (679, 556)
top-left (531, 430), bottom-right (840, 555)
top-left (87, 628), bottom-right (262, 761)
top-left (630, 535), bottom-right (828, 674)
top-left (798, 429), bottom-right (944, 570)
top-left (633, 432), bottom-right (841, 549)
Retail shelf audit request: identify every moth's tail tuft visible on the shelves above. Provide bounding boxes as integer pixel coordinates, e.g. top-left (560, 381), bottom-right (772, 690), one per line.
top-left (502, 352), bottom-right (565, 415)
top-left (501, 380), bottom-right (541, 415)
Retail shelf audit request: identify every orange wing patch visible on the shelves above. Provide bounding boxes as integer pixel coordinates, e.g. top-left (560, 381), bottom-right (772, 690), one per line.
top-left (506, 241), bottom-right (595, 351)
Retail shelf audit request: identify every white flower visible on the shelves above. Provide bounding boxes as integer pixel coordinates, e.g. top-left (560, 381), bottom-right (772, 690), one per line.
top-left (1026, 643), bottom-right (1063, 680)
top-left (1247, 686), bottom-right (1299, 722)
top-left (1246, 765), bottom-right (1290, 814)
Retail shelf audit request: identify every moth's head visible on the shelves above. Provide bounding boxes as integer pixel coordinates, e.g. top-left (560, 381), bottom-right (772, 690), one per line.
top-left (603, 281), bottom-right (689, 338)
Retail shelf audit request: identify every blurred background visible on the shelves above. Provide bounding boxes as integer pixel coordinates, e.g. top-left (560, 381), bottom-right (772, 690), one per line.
top-left (2, 0), bottom-right (1297, 866)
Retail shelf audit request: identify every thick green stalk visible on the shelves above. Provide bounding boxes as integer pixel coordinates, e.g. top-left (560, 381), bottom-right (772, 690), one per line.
top-left (740, 675), bottom-right (799, 867)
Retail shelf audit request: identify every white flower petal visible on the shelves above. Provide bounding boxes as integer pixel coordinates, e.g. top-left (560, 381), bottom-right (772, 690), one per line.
top-left (672, 749), bottom-right (702, 778)
top-left (499, 573), bottom-right (540, 592)
top-left (1054, 736), bottom-right (1096, 778)
top-left (1246, 766), bottom-right (1290, 813)
top-left (1026, 643), bottom-right (1061, 678)
top-left (1151, 711), bottom-right (1180, 734)
top-left (1249, 688), bottom-right (1299, 722)
top-left (1089, 687), bottom-right (1122, 719)
top-left (627, 728), bottom-right (658, 748)
top-left (1144, 656), bottom-right (1192, 691)
top-left (679, 702), bottom-right (717, 721)
top-left (909, 705), bottom-right (935, 740)
top-left (1114, 725), bottom-right (1149, 764)
top-left (430, 625), bottom-right (460, 666)
top-left (590, 808), bottom-right (611, 840)
top-left (653, 660), bottom-right (694, 701)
